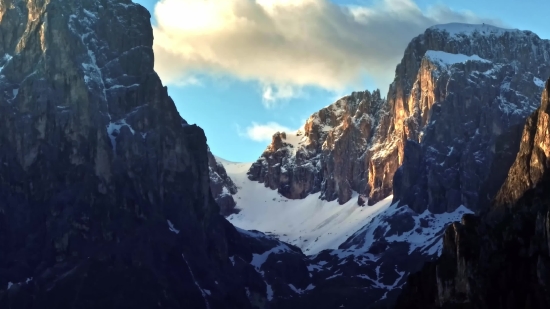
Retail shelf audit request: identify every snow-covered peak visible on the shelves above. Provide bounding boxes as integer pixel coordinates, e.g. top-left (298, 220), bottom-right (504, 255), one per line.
top-left (429, 23), bottom-right (517, 37)
top-left (424, 50), bottom-right (491, 67)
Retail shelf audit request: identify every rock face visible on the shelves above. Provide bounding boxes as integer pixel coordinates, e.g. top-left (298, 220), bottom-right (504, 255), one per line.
top-left (394, 78), bottom-right (550, 309)
top-left (208, 148), bottom-right (238, 216)
top-left (249, 23), bottom-right (550, 209)
top-left (392, 24), bottom-right (550, 214)
top-left (0, 1), bottom-right (311, 308)
top-left (248, 90), bottom-right (386, 204)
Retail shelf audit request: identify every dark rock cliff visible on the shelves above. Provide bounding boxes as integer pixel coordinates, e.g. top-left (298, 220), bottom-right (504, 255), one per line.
top-left (392, 24), bottom-right (550, 214)
top-left (0, 1), bottom-right (310, 308)
top-left (208, 148), bottom-right (238, 216)
top-left (394, 78), bottom-right (550, 309)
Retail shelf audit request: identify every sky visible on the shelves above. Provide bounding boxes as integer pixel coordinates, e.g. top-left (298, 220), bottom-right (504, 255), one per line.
top-left (133, 0), bottom-right (550, 162)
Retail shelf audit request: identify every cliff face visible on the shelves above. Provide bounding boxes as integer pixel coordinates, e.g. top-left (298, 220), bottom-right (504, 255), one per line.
top-left (208, 148), bottom-right (238, 216)
top-left (249, 23), bottom-right (550, 210)
top-left (392, 24), bottom-right (550, 214)
top-left (394, 78), bottom-right (550, 309)
top-left (247, 90), bottom-right (386, 204)
top-left (0, 1), bottom-right (312, 308)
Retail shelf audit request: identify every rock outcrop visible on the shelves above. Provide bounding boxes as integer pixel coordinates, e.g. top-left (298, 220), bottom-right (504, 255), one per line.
top-left (0, 1), bottom-right (310, 308)
top-left (208, 148), bottom-right (238, 216)
top-left (394, 78), bottom-right (550, 309)
top-left (248, 90), bottom-right (386, 204)
top-left (249, 23), bottom-right (550, 210)
top-left (392, 24), bottom-right (550, 214)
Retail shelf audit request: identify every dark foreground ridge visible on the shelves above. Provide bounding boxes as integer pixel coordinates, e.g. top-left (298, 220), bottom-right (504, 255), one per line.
top-left (395, 78), bottom-right (550, 309)
top-left (0, 1), bottom-right (314, 308)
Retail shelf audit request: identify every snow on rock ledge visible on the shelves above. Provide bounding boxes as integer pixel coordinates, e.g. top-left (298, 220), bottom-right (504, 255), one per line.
top-left (424, 50), bottom-right (490, 67)
top-left (429, 23), bottom-right (517, 38)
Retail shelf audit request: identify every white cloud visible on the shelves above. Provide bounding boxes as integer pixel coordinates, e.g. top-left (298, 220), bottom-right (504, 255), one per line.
top-left (238, 121), bottom-right (294, 142)
top-left (174, 76), bottom-right (203, 87)
top-left (261, 84), bottom-right (304, 108)
top-left (152, 0), bottom-right (504, 95)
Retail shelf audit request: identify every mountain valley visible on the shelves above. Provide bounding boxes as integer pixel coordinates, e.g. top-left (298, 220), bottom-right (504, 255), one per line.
top-left (0, 1), bottom-right (549, 309)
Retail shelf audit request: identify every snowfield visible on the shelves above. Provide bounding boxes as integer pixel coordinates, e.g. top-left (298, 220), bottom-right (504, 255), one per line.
top-left (220, 157), bottom-right (394, 255)
top-left (220, 156), bottom-right (473, 257)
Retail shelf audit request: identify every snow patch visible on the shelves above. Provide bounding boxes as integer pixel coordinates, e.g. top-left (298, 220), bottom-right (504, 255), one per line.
top-left (167, 220), bottom-right (180, 234)
top-left (0, 54), bottom-right (13, 74)
top-left (182, 254), bottom-right (210, 309)
top-left (106, 118), bottom-right (136, 153)
top-left (425, 50), bottom-right (490, 68)
top-left (266, 281), bottom-right (274, 300)
top-left (534, 76), bottom-right (546, 88)
top-left (289, 283), bottom-right (315, 294)
top-left (250, 243), bottom-right (292, 269)
top-left (341, 202), bottom-right (473, 258)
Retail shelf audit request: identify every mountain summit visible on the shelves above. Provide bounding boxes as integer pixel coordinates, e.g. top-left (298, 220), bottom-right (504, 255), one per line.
top-left (247, 22), bottom-right (550, 214)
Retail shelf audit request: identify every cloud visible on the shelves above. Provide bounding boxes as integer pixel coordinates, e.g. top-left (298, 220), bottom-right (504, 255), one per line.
top-left (152, 0), bottom-right (504, 95)
top-left (173, 75), bottom-right (203, 87)
top-left (261, 84), bottom-right (304, 108)
top-left (237, 121), bottom-right (294, 142)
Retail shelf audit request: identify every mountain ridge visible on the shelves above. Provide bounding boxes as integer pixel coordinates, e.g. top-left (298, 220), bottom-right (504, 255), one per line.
top-left (243, 21), bottom-right (550, 215)
top-left (219, 22), bottom-right (550, 308)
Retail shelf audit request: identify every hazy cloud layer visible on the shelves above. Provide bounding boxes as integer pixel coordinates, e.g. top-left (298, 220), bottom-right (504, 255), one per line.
top-left (238, 121), bottom-right (294, 142)
top-left (152, 0), bottom-right (504, 101)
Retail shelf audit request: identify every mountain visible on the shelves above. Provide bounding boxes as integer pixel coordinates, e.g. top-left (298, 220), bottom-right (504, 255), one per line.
top-left (392, 23), bottom-right (550, 214)
top-left (248, 23), bottom-right (550, 210)
top-left (1, 2), bottom-right (548, 308)
top-left (394, 78), bottom-right (550, 309)
top-left (0, 1), bottom-right (313, 308)
top-left (247, 90), bottom-right (386, 204)
top-left (230, 23), bottom-right (550, 308)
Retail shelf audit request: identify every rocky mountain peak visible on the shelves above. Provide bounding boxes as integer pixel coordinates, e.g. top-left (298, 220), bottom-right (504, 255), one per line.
top-left (247, 89), bottom-right (385, 203)
top-left (391, 23), bottom-right (550, 214)
top-left (247, 23), bottom-right (550, 211)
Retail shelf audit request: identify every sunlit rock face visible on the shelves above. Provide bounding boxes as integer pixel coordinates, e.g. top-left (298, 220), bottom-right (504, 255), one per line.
top-left (249, 23), bottom-right (550, 214)
top-left (395, 78), bottom-right (550, 309)
top-left (392, 24), bottom-right (550, 214)
top-left (247, 90), bottom-right (386, 204)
